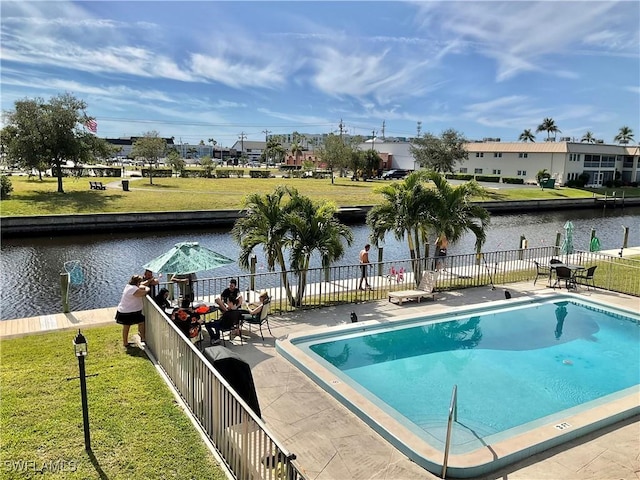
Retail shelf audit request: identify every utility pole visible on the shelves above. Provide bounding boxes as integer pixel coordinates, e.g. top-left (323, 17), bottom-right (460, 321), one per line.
top-left (338, 119), bottom-right (345, 140)
top-left (238, 132), bottom-right (247, 166)
top-left (262, 129), bottom-right (271, 166)
top-left (416, 121), bottom-right (422, 138)
top-left (371, 130), bottom-right (376, 151)
top-left (381, 120), bottom-right (386, 141)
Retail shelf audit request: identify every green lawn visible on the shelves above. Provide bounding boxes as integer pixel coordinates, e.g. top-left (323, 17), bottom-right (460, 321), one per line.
top-left (2, 174), bottom-right (630, 216)
top-left (0, 325), bottom-right (225, 479)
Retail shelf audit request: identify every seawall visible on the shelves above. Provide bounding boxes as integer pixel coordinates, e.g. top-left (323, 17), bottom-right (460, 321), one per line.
top-left (1, 197), bottom-right (638, 238)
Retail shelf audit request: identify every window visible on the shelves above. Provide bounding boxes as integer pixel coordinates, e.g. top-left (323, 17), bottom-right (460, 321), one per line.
top-left (459, 168), bottom-right (468, 173)
top-left (492, 169), bottom-right (501, 175)
top-left (475, 152), bottom-right (484, 157)
top-left (518, 153), bottom-right (528, 158)
top-left (522, 170), bottom-right (526, 176)
top-left (493, 152), bottom-right (502, 158)
top-left (569, 153), bottom-right (580, 161)
top-left (474, 168), bottom-right (483, 174)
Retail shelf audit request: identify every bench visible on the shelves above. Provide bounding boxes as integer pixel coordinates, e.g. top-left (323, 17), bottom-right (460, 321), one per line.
top-left (388, 270), bottom-right (438, 305)
top-left (89, 181), bottom-right (106, 190)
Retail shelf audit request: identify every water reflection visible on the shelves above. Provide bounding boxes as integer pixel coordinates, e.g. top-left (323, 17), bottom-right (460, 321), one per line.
top-left (1, 207), bottom-right (638, 320)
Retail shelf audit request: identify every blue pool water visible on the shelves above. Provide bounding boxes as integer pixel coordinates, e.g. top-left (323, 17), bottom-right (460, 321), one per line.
top-left (304, 298), bottom-right (640, 452)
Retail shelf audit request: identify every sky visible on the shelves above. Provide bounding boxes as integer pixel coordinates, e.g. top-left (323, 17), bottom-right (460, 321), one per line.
top-left (1, 1), bottom-right (639, 148)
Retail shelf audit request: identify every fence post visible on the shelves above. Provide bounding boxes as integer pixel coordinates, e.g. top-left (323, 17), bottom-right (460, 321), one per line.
top-left (61, 272), bottom-right (70, 313)
top-left (519, 235), bottom-right (526, 260)
top-left (377, 247), bottom-right (384, 277)
top-left (555, 231), bottom-right (561, 251)
top-left (622, 226), bottom-right (629, 249)
top-left (249, 255), bottom-right (257, 291)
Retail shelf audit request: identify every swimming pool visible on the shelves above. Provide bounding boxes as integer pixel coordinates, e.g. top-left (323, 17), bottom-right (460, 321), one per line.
top-left (277, 294), bottom-right (640, 478)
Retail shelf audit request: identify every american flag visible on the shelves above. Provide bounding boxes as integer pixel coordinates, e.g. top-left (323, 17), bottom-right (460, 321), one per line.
top-left (85, 119), bottom-right (97, 133)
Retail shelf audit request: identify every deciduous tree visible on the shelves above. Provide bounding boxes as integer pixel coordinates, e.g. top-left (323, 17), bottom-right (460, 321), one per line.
top-left (131, 131), bottom-right (166, 185)
top-left (410, 129), bottom-right (468, 173)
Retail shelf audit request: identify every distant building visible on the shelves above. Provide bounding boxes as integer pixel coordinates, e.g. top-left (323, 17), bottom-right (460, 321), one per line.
top-left (363, 139), bottom-right (639, 187)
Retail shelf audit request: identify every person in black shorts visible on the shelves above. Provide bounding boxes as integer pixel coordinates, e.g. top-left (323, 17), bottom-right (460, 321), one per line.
top-left (215, 278), bottom-right (244, 313)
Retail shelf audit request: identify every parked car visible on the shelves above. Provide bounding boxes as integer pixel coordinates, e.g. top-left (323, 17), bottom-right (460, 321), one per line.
top-left (381, 169), bottom-right (409, 179)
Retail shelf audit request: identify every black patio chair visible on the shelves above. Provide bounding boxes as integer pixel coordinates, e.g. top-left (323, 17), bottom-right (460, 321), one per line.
top-left (241, 299), bottom-right (272, 341)
top-left (533, 261), bottom-right (550, 285)
top-left (575, 265), bottom-right (597, 290)
top-left (553, 266), bottom-right (576, 290)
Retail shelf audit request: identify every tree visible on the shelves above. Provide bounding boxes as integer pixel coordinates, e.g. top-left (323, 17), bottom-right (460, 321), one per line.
top-left (290, 141), bottom-right (303, 164)
top-left (208, 138), bottom-right (217, 161)
top-left (166, 149), bottom-right (184, 176)
top-left (367, 171), bottom-right (489, 281)
top-left (581, 131), bottom-right (596, 143)
top-left (410, 128), bottom-right (468, 173)
top-left (536, 169), bottom-right (550, 184)
top-left (131, 131), bottom-right (166, 185)
top-left (536, 117), bottom-right (561, 140)
top-left (362, 149), bottom-right (382, 178)
top-left (518, 129), bottom-right (536, 142)
top-left (317, 133), bottom-right (349, 184)
top-left (200, 156), bottom-right (215, 178)
top-left (1, 93), bottom-right (103, 193)
top-left (614, 126), bottom-right (634, 144)
top-left (262, 136), bottom-right (286, 165)
top-left (231, 186), bottom-right (353, 307)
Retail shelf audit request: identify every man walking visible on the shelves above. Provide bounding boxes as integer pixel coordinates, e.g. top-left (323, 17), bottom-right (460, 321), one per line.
top-left (359, 244), bottom-right (372, 290)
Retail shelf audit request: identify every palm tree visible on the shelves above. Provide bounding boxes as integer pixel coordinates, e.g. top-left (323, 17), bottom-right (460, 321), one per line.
top-left (367, 171), bottom-right (489, 282)
top-left (614, 126), bottom-right (634, 144)
top-left (536, 118), bottom-right (561, 140)
top-left (581, 131), bottom-right (596, 143)
top-left (290, 141), bottom-right (303, 165)
top-left (231, 186), bottom-right (353, 307)
top-left (208, 138), bottom-right (217, 161)
top-left (286, 193), bottom-right (354, 306)
top-left (518, 129), bottom-right (536, 142)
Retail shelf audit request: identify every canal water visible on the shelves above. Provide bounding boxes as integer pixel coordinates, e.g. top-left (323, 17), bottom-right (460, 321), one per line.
top-left (1, 207), bottom-right (638, 321)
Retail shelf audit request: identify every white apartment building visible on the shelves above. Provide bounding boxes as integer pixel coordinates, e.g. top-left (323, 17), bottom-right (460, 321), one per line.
top-left (366, 140), bottom-right (640, 187)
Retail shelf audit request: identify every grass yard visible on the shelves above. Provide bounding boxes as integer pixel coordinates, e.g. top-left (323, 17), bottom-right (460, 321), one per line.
top-left (1, 174), bottom-right (624, 217)
top-left (0, 325), bottom-right (225, 479)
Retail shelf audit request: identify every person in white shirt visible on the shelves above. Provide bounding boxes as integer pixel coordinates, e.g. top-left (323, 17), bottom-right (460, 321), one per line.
top-left (115, 275), bottom-right (149, 347)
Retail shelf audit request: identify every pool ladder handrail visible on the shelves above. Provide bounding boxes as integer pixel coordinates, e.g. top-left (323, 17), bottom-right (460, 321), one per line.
top-left (441, 384), bottom-right (458, 479)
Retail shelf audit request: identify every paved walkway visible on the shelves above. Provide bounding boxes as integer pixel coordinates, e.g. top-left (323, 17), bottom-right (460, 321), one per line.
top-left (2, 281), bottom-right (638, 480)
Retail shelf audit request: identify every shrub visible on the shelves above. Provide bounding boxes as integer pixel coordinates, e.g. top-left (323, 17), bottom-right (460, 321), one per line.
top-left (474, 175), bottom-right (500, 183)
top-left (446, 173), bottom-right (474, 181)
top-left (0, 175), bottom-right (13, 199)
top-left (501, 177), bottom-right (524, 184)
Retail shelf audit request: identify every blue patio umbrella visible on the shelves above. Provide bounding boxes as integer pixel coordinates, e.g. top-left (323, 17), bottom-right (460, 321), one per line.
top-left (560, 221), bottom-right (574, 255)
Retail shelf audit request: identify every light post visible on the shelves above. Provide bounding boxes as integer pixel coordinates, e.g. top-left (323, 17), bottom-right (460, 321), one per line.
top-left (73, 330), bottom-right (91, 451)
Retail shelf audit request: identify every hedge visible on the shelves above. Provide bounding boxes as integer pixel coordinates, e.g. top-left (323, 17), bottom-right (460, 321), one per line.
top-left (501, 177), bottom-right (525, 184)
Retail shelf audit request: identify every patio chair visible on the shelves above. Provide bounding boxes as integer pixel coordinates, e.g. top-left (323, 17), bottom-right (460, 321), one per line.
top-left (574, 265), bottom-right (597, 290)
top-left (553, 266), bottom-right (576, 290)
top-left (533, 261), bottom-right (550, 285)
top-left (205, 310), bottom-right (243, 346)
top-left (241, 300), bottom-right (272, 341)
top-left (550, 258), bottom-right (563, 265)
top-left (388, 270), bottom-right (438, 305)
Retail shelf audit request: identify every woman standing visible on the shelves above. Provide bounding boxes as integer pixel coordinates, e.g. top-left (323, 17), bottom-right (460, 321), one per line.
top-left (116, 275), bottom-right (149, 347)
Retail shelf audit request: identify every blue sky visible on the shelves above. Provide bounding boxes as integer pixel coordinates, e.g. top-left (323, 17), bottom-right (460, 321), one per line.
top-left (1, 1), bottom-right (638, 147)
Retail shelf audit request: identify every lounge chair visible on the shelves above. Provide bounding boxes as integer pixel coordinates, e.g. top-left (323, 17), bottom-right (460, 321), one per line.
top-left (241, 299), bottom-right (272, 341)
top-left (575, 265), bottom-right (597, 290)
top-left (388, 270), bottom-right (438, 305)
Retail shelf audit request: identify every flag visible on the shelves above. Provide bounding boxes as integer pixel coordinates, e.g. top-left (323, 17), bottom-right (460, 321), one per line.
top-left (85, 119), bottom-right (97, 133)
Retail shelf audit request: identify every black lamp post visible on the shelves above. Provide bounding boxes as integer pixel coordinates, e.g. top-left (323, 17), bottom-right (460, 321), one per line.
top-left (73, 329), bottom-right (91, 451)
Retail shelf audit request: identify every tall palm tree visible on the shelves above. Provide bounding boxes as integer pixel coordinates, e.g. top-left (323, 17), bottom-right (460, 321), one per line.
top-left (290, 141), bottom-right (303, 164)
top-left (231, 186), bottom-right (353, 307)
top-left (286, 193), bottom-right (354, 306)
top-left (581, 131), bottom-right (596, 143)
top-left (367, 171), bottom-right (489, 282)
top-left (425, 171), bottom-right (490, 255)
top-left (518, 129), bottom-right (536, 142)
top-left (536, 118), bottom-right (561, 140)
top-left (614, 126), bottom-right (634, 144)
top-left (232, 186), bottom-right (294, 302)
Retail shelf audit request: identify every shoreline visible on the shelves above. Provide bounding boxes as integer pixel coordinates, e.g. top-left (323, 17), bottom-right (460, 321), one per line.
top-left (2, 197), bottom-right (639, 238)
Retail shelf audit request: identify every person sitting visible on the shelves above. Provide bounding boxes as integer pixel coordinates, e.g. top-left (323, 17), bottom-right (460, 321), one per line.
top-left (170, 300), bottom-right (202, 340)
top-left (153, 288), bottom-right (171, 311)
top-left (204, 309), bottom-right (242, 345)
top-left (239, 291), bottom-right (270, 321)
top-left (214, 278), bottom-right (244, 313)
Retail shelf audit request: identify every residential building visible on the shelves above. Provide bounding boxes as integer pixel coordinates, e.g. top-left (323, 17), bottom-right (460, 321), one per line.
top-left (365, 140), bottom-right (639, 186)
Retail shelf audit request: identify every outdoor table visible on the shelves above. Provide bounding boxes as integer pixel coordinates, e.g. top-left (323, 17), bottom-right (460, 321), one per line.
top-left (549, 263), bottom-right (585, 289)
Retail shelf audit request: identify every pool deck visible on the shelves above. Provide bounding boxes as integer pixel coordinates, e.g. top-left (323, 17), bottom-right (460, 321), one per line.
top-left (2, 282), bottom-right (639, 479)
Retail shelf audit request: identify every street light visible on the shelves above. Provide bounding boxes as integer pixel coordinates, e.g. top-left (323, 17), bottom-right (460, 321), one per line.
top-left (73, 330), bottom-right (91, 451)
